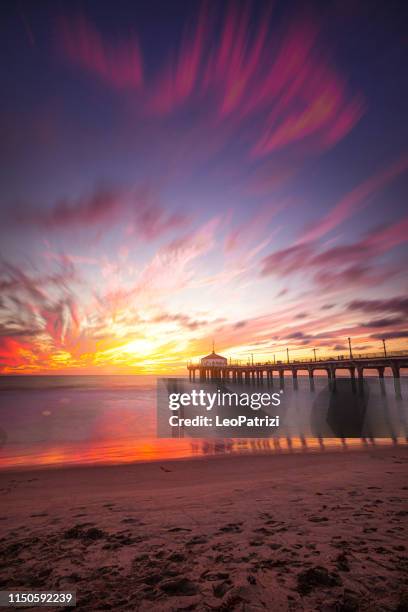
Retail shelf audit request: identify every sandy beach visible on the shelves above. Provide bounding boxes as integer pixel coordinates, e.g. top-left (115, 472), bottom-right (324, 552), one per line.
top-left (0, 446), bottom-right (407, 611)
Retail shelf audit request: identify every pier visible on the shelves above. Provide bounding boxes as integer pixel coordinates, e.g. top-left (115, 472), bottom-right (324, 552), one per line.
top-left (187, 351), bottom-right (408, 397)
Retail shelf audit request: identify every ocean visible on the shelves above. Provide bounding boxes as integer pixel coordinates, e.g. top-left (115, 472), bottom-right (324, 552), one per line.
top-left (0, 375), bottom-right (406, 470)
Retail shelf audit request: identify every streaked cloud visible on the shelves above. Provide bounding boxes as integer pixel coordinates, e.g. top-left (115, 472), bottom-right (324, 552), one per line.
top-left (11, 185), bottom-right (188, 240)
top-left (299, 155), bottom-right (408, 243)
top-left (58, 13), bottom-right (143, 89)
top-left (0, 1), bottom-right (406, 372)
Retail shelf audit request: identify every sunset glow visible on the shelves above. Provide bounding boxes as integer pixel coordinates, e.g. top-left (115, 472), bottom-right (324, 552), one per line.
top-left (0, 1), bottom-right (407, 374)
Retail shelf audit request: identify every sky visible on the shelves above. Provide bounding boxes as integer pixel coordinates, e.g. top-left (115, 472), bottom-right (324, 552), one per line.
top-left (0, 0), bottom-right (407, 374)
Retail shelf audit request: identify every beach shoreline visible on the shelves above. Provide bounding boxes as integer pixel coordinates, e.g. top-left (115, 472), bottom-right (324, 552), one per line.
top-left (1, 446), bottom-right (407, 610)
top-left (0, 436), bottom-right (404, 473)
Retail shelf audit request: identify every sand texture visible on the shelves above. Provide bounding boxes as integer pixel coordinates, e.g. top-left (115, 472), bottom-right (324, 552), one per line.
top-left (0, 446), bottom-right (407, 611)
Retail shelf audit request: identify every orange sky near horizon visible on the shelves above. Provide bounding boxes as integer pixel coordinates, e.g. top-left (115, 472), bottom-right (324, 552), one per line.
top-left (1, 2), bottom-right (407, 375)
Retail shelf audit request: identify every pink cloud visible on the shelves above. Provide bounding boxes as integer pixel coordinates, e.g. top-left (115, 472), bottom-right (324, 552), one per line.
top-left (310, 216), bottom-right (408, 268)
top-left (58, 13), bottom-right (143, 89)
top-left (261, 243), bottom-right (314, 276)
top-left (134, 218), bottom-right (219, 296)
top-left (32, 187), bottom-right (121, 228)
top-left (251, 59), bottom-right (363, 156)
top-left (15, 185), bottom-right (188, 240)
top-left (312, 263), bottom-right (394, 291)
top-left (224, 201), bottom-right (285, 253)
top-left (299, 154), bottom-right (408, 243)
top-left (261, 215), bottom-right (408, 292)
top-left (145, 4), bottom-right (362, 159)
top-left (0, 259), bottom-right (81, 353)
top-left (347, 296), bottom-right (408, 316)
top-left (148, 3), bottom-right (208, 113)
top-left (96, 217), bottom-right (220, 319)
top-left (210, 2), bottom-right (273, 116)
top-left (44, 252), bottom-right (99, 266)
top-left (364, 216), bottom-right (408, 251)
top-left (371, 330), bottom-right (408, 340)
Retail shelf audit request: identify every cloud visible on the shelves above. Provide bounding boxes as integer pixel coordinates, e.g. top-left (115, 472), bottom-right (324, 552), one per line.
top-left (234, 320), bottom-right (247, 329)
top-left (39, 297), bottom-right (80, 346)
top-left (251, 69), bottom-right (363, 157)
top-left (348, 296), bottom-right (408, 315)
top-left (96, 217), bottom-right (220, 318)
top-left (24, 187), bottom-right (121, 228)
top-left (125, 193), bottom-right (188, 240)
top-left (224, 201), bottom-right (284, 254)
top-left (299, 155), bottom-right (408, 243)
top-left (312, 263), bottom-right (393, 291)
top-left (364, 216), bottom-right (408, 252)
top-left (57, 13), bottom-right (143, 89)
top-left (133, 218), bottom-right (218, 296)
top-left (152, 312), bottom-right (211, 331)
top-left (286, 331), bottom-right (311, 340)
top-left (0, 258), bottom-right (76, 300)
top-left (147, 3), bottom-right (209, 114)
top-left (261, 215), bottom-right (408, 290)
top-left (371, 330), bottom-right (408, 340)
top-left (0, 324), bottom-right (40, 338)
top-left (261, 243), bottom-right (314, 276)
top-left (0, 258), bottom-right (81, 351)
top-left (13, 185), bottom-right (188, 240)
top-left (362, 316), bottom-right (405, 328)
top-left (146, 3), bottom-right (362, 159)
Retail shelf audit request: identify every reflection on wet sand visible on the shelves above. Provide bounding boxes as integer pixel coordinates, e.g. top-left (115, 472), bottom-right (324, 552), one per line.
top-left (0, 435), bottom-right (404, 471)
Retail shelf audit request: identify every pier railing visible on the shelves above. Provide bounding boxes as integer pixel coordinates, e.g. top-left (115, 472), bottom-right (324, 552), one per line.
top-left (273, 350), bottom-right (408, 365)
top-left (187, 349), bottom-right (408, 368)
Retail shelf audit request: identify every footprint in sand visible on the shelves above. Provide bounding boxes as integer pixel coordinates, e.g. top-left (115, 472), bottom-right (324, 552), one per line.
top-left (308, 516), bottom-right (329, 523)
top-left (212, 580), bottom-right (231, 598)
top-left (168, 552), bottom-right (186, 562)
top-left (186, 535), bottom-right (208, 546)
top-left (335, 552), bottom-right (350, 572)
top-left (167, 526), bottom-right (191, 533)
top-left (253, 527), bottom-right (274, 535)
top-left (201, 571), bottom-right (230, 581)
top-left (159, 577), bottom-right (199, 596)
top-left (219, 523), bottom-right (243, 533)
top-left (63, 525), bottom-right (106, 541)
top-left (296, 566), bottom-right (342, 595)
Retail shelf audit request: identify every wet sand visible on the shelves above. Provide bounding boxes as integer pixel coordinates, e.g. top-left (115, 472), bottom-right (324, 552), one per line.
top-left (0, 446), bottom-right (407, 611)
